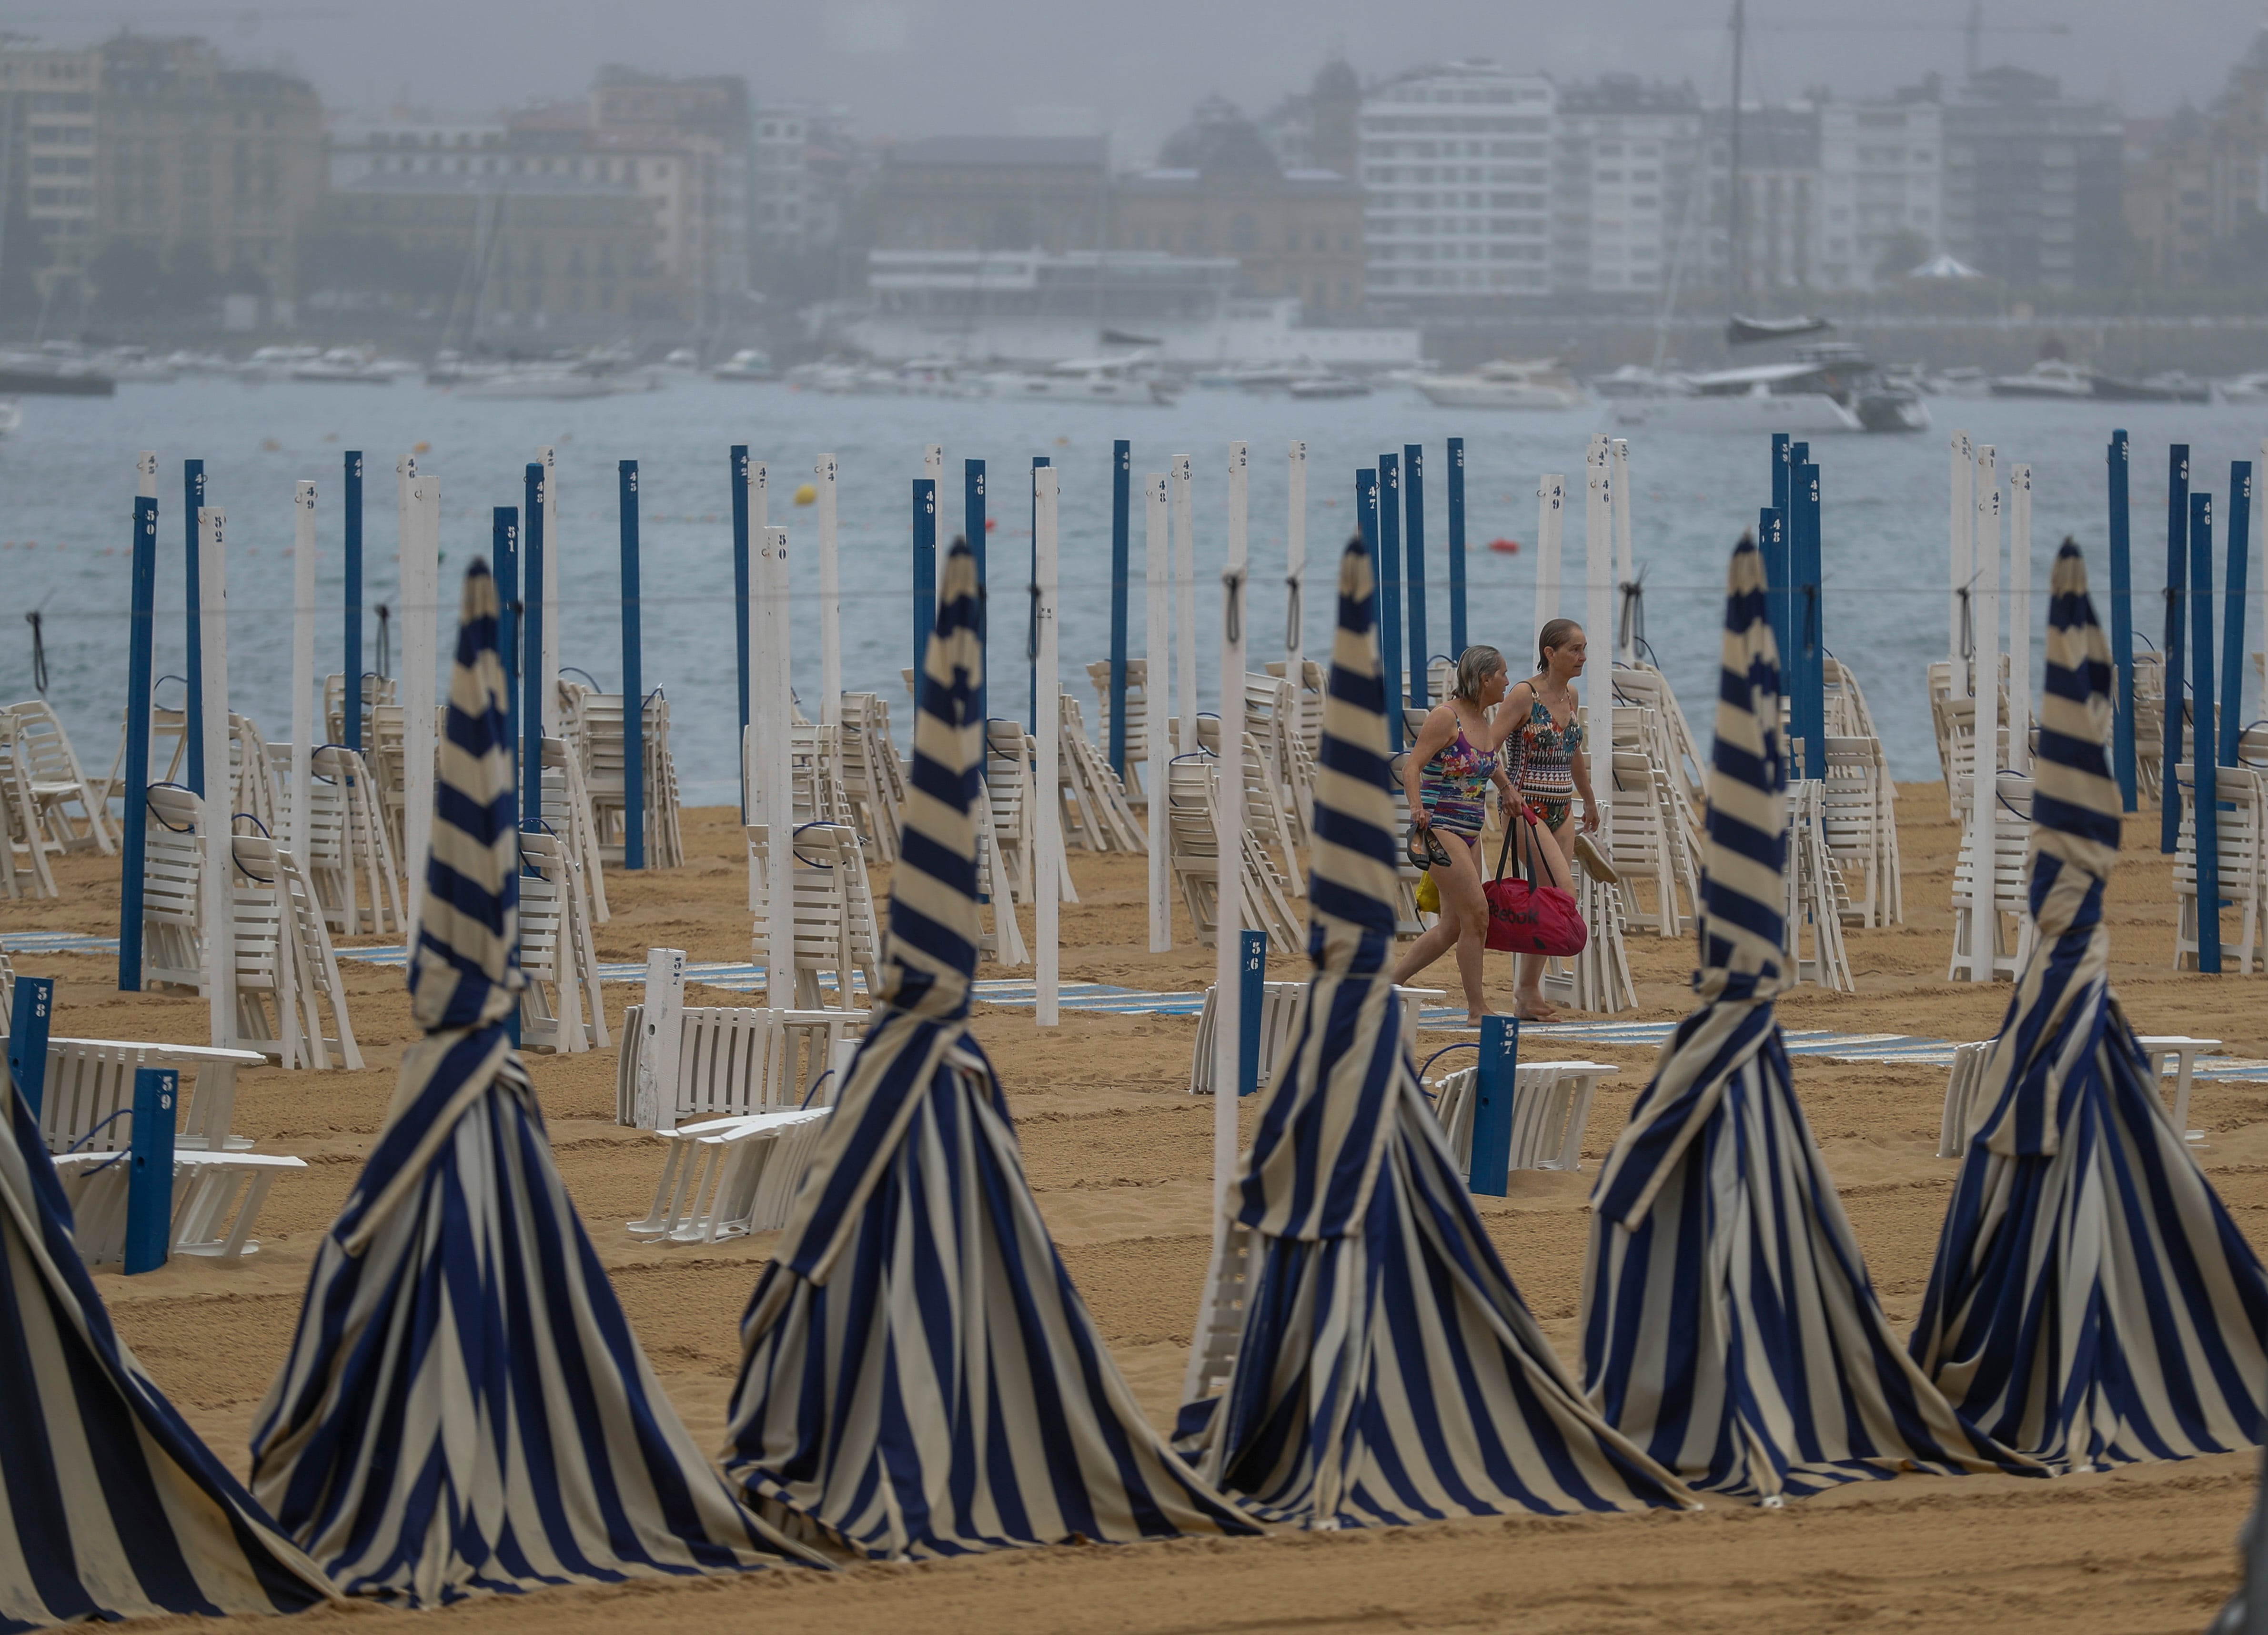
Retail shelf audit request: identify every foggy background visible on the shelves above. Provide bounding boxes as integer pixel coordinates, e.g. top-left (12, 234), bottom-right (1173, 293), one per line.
top-left (29, 0), bottom-right (2248, 152)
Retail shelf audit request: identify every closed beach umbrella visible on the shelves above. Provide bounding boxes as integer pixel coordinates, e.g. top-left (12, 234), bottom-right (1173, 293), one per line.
top-left (0, 1062), bottom-right (336, 1629)
top-left (1582, 534), bottom-right (2036, 1502)
top-left (722, 538), bottom-right (1253, 1558)
top-left (1173, 538), bottom-right (1694, 1527)
top-left (248, 561), bottom-right (821, 1605)
top-left (1911, 540), bottom-right (2268, 1468)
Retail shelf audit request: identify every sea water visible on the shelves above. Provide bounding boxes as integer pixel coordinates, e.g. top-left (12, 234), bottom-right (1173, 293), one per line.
top-left (1, 375), bottom-right (2262, 799)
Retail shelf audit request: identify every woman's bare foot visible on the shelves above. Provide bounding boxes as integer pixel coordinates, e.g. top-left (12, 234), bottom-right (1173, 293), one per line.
top-left (1512, 999), bottom-right (1560, 1023)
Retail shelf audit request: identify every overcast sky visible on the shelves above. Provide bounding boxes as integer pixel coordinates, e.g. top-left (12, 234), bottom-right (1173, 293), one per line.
top-left (20, 0), bottom-right (2263, 157)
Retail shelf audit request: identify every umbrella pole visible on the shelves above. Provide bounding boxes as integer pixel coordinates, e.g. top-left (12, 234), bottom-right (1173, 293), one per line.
top-left (538, 445), bottom-right (559, 736)
top-left (2221, 459), bottom-right (2252, 769)
top-left (732, 445), bottom-right (751, 821)
top-left (343, 449), bottom-right (363, 757)
top-left (290, 481), bottom-right (317, 864)
top-left (1377, 453), bottom-right (1403, 751)
top-left (185, 459), bottom-right (207, 795)
top-left (1028, 454), bottom-right (1048, 733)
top-left (1286, 441), bottom-right (1306, 686)
top-left (120, 463), bottom-right (158, 993)
top-left (966, 458), bottom-right (988, 729)
top-left (2009, 464), bottom-right (2033, 777)
top-left (1211, 444), bottom-right (1249, 1243)
top-left (2193, 490), bottom-right (2222, 973)
top-left (1404, 442), bottom-right (1427, 712)
top-left (620, 459), bottom-right (644, 871)
top-left (1035, 467), bottom-right (1061, 1026)
top-left (1446, 436), bottom-right (1465, 659)
top-left (402, 469), bottom-right (439, 943)
top-left (762, 525), bottom-right (795, 1004)
top-left (1146, 471), bottom-right (1171, 953)
top-left (1173, 455), bottom-right (1197, 757)
top-left (2164, 444), bottom-right (2190, 854)
top-left (1586, 439), bottom-right (1613, 835)
top-left (913, 478), bottom-right (937, 696)
top-left (1109, 439), bottom-right (1130, 779)
top-left (817, 453), bottom-right (841, 730)
top-left (2107, 429), bottom-right (2135, 810)
top-left (1969, 447), bottom-right (2000, 985)
top-left (196, 505), bottom-right (234, 1046)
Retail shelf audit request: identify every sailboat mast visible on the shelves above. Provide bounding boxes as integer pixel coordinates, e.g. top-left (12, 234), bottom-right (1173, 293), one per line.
top-left (1728, 0), bottom-right (1744, 308)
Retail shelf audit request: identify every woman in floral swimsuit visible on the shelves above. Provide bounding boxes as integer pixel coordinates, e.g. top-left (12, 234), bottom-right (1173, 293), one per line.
top-left (1500, 618), bottom-right (1611, 1021)
top-left (1392, 645), bottom-right (1539, 1026)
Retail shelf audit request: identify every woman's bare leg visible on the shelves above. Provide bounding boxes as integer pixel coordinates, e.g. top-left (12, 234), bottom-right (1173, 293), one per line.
top-left (1391, 865), bottom-right (1462, 987)
top-left (1438, 836), bottom-right (1492, 1020)
top-left (1511, 817), bottom-right (1575, 1019)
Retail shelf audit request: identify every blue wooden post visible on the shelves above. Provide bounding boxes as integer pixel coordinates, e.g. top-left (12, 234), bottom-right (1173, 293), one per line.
top-left (1767, 434), bottom-right (1791, 688)
top-left (2108, 430), bottom-right (2136, 811)
top-left (343, 450), bottom-right (364, 755)
top-left (1378, 453), bottom-right (1404, 752)
top-left (1109, 439), bottom-right (1131, 777)
top-left (732, 445), bottom-right (752, 821)
top-left (1029, 455), bottom-right (1049, 731)
top-left (6, 975), bottom-right (53, 1119)
top-left (966, 460), bottom-right (988, 728)
top-left (183, 459), bottom-right (207, 794)
top-left (522, 462), bottom-right (545, 833)
top-left (1447, 436), bottom-right (1468, 658)
top-left (1237, 929), bottom-right (1266, 1097)
top-left (1404, 442), bottom-right (1428, 712)
top-left (1469, 1014), bottom-right (1520, 1196)
top-left (493, 505), bottom-right (521, 1051)
top-left (2165, 444), bottom-right (2191, 853)
top-left (913, 478), bottom-right (937, 685)
top-left (619, 459), bottom-right (645, 871)
top-left (1759, 507), bottom-right (1786, 702)
top-left (123, 1067), bottom-right (177, 1275)
top-left (1357, 468), bottom-right (1382, 674)
top-left (2192, 490), bottom-right (2221, 972)
top-left (120, 497), bottom-right (158, 991)
top-left (2223, 461), bottom-right (2252, 769)
top-left (1792, 457), bottom-right (1824, 778)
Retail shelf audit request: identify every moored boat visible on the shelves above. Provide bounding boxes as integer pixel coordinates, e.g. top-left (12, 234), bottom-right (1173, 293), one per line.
top-left (1987, 360), bottom-right (2094, 399)
top-left (1412, 358), bottom-right (1586, 410)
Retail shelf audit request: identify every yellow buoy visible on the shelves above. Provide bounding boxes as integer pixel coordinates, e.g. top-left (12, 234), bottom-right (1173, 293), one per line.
top-left (413, 439), bottom-right (431, 454)
top-left (793, 483), bottom-right (817, 506)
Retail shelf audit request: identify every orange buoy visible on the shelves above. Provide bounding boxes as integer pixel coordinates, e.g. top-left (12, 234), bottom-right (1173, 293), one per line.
top-left (1489, 538), bottom-right (1520, 555)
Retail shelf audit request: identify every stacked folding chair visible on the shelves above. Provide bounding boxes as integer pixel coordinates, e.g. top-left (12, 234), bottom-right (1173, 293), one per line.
top-left (323, 670), bottom-right (397, 747)
top-left (1784, 780), bottom-right (1855, 992)
top-left (0, 710), bottom-right (57, 899)
top-left (298, 743), bottom-right (402, 936)
top-left (140, 785), bottom-right (206, 988)
top-left (1086, 657), bottom-right (1150, 808)
top-left (2174, 760), bottom-right (2268, 972)
top-left (575, 684), bottom-right (684, 868)
top-left (1056, 690), bottom-right (1145, 853)
top-left (517, 828), bottom-right (609, 1052)
top-left (226, 834), bottom-right (362, 1070)
top-left (1192, 713), bottom-right (1302, 898)
top-left (1539, 867), bottom-right (1637, 1014)
top-left (1948, 796), bottom-right (2032, 982)
top-left (1242, 673), bottom-right (1313, 845)
top-left (226, 712), bottom-right (276, 838)
top-left (838, 690), bottom-right (904, 861)
top-left (1612, 663), bottom-right (1706, 815)
top-left (1161, 752), bottom-right (1300, 949)
top-left (541, 734), bottom-right (610, 923)
top-left (1602, 703), bottom-right (1692, 937)
top-left (2131, 651), bottom-right (2166, 805)
top-left (786, 722), bottom-right (851, 828)
top-left (3, 698), bottom-right (116, 857)
top-left (746, 821), bottom-right (881, 1009)
top-left (1261, 656), bottom-right (1325, 758)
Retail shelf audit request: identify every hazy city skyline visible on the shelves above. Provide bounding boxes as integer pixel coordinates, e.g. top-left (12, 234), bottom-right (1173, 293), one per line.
top-left (16, 0), bottom-right (2256, 160)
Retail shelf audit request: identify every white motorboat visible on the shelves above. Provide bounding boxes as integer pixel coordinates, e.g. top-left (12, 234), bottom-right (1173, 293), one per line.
top-left (2220, 371), bottom-right (2268, 402)
top-left (1613, 346), bottom-right (1928, 434)
top-left (1285, 371), bottom-right (1371, 399)
top-left (1586, 363), bottom-right (1680, 400)
top-left (978, 352), bottom-right (1177, 405)
top-left (1987, 360), bottom-right (2094, 400)
top-left (712, 347), bottom-right (779, 382)
top-left (292, 346), bottom-right (413, 384)
top-left (1412, 358), bottom-right (1587, 410)
top-left (450, 368), bottom-right (611, 401)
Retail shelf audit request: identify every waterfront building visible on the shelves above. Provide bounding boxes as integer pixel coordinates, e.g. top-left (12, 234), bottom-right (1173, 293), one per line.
top-left (1551, 75), bottom-right (1701, 300)
top-left (1813, 95), bottom-right (1944, 290)
top-left (871, 135), bottom-right (1110, 254)
top-left (1941, 67), bottom-right (2123, 290)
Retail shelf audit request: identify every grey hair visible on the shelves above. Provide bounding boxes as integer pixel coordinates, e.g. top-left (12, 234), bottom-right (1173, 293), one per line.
top-left (1451, 644), bottom-right (1506, 702)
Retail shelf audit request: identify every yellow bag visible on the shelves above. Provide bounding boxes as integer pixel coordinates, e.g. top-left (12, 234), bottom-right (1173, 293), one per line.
top-left (1415, 870), bottom-right (1441, 913)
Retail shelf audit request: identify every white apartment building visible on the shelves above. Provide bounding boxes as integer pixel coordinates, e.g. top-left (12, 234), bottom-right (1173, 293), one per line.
top-left (1359, 61), bottom-right (1554, 301)
top-left (1552, 76), bottom-right (1701, 297)
top-left (1, 48), bottom-right (100, 294)
top-left (1814, 99), bottom-right (1941, 289)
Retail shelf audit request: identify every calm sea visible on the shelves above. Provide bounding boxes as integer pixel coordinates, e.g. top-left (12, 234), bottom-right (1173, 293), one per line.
top-left (2, 376), bottom-right (2262, 799)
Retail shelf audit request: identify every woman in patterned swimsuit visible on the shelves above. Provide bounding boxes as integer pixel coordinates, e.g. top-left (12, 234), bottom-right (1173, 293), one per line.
top-left (1391, 646), bottom-right (1547, 1026)
top-left (1501, 618), bottom-right (1609, 1021)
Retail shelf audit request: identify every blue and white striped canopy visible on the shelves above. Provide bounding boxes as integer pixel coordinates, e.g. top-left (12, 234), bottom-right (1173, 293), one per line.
top-left (249, 561), bottom-right (820, 1605)
top-left (1911, 540), bottom-right (2268, 1469)
top-left (0, 1055), bottom-right (336, 1631)
top-left (1583, 534), bottom-right (2036, 1503)
top-left (724, 538), bottom-right (1254, 1558)
top-left (1173, 538), bottom-right (1694, 1526)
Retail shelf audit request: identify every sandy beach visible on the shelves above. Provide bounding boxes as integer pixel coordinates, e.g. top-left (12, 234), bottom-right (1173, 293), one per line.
top-left (9, 777), bottom-right (2266, 1635)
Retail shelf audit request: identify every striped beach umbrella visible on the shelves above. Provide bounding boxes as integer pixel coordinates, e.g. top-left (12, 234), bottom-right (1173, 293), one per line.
top-left (1582, 534), bottom-right (2038, 1503)
top-left (0, 1058), bottom-right (336, 1630)
top-left (1911, 540), bottom-right (2268, 1469)
top-left (248, 561), bottom-right (821, 1605)
top-left (1171, 538), bottom-right (1694, 1527)
top-left (722, 538), bottom-right (1253, 1558)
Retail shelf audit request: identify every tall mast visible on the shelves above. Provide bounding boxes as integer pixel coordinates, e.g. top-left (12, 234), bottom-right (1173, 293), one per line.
top-left (1728, 0), bottom-right (1744, 309)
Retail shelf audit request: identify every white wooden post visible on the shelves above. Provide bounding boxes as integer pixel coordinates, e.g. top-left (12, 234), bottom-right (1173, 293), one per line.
top-left (1286, 440), bottom-right (1306, 682)
top-left (762, 525), bottom-right (795, 1004)
top-left (137, 450), bottom-right (157, 499)
top-left (1612, 437), bottom-right (1634, 664)
top-left (1228, 440), bottom-right (1249, 714)
top-left (741, 460), bottom-right (767, 822)
top-left (1211, 448), bottom-right (1248, 1234)
top-left (1969, 446), bottom-right (2000, 985)
top-left (1172, 454), bottom-right (1197, 755)
top-left (402, 473), bottom-right (438, 941)
top-left (635, 947), bottom-right (686, 1130)
top-left (1146, 471), bottom-right (1171, 952)
top-left (290, 481), bottom-right (317, 862)
top-left (1034, 466), bottom-right (1061, 1028)
top-left (816, 453), bottom-right (841, 727)
top-left (2009, 462), bottom-right (2033, 776)
top-left (198, 506), bottom-right (235, 1049)
top-left (1585, 439), bottom-right (1613, 837)
top-left (1950, 429), bottom-right (1973, 674)
top-left (1535, 473), bottom-right (1564, 655)
top-left (539, 444), bottom-right (560, 734)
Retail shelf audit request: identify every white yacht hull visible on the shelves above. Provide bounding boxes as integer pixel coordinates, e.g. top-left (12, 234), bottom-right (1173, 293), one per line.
top-left (1612, 390), bottom-right (1865, 434)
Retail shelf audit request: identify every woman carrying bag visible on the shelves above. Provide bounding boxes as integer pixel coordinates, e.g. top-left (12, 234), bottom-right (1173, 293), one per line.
top-left (1391, 646), bottom-right (1540, 1026)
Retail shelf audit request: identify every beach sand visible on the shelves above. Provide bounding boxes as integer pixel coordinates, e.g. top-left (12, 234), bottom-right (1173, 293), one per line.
top-left (9, 780), bottom-right (2266, 1635)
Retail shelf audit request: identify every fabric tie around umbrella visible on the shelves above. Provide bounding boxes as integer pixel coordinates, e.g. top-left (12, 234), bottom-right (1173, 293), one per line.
top-left (1910, 539), bottom-right (2268, 1470)
top-left (1171, 537), bottom-right (1696, 1527)
top-left (722, 537), bottom-right (1255, 1558)
top-left (248, 560), bottom-right (822, 1605)
top-left (1582, 533), bottom-right (2039, 1503)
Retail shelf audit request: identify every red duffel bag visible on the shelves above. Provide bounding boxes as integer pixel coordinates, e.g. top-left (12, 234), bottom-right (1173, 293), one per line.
top-left (1483, 809), bottom-right (1588, 957)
